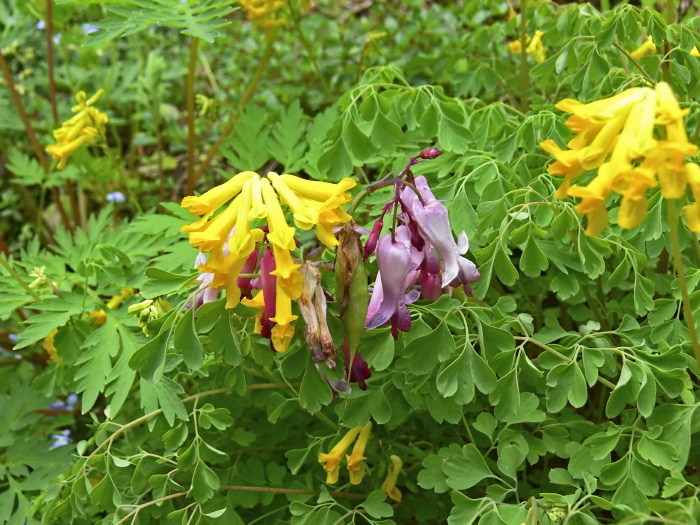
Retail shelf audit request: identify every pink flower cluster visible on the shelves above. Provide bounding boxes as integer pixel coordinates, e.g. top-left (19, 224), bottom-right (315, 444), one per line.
top-left (365, 154), bottom-right (479, 338)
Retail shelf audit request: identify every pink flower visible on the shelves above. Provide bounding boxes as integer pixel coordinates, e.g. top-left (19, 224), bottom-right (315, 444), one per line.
top-left (236, 250), bottom-right (259, 295)
top-left (365, 227), bottom-right (420, 337)
top-left (342, 340), bottom-right (371, 390)
top-left (402, 176), bottom-right (479, 289)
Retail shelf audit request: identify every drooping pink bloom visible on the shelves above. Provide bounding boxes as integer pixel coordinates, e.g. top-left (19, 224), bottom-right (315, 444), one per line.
top-left (365, 227), bottom-right (419, 337)
top-left (417, 248), bottom-right (443, 301)
top-left (342, 340), bottom-right (371, 391)
top-left (402, 176), bottom-right (479, 289)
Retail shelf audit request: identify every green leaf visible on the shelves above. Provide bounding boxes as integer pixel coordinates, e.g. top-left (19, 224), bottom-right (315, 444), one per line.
top-left (406, 322), bottom-right (456, 375)
top-left (318, 137), bottom-right (354, 182)
top-left (221, 104), bottom-right (271, 171)
top-left (299, 358), bottom-right (332, 414)
top-left (343, 118), bottom-right (373, 161)
top-left (442, 444), bottom-right (493, 490)
top-left (362, 491), bottom-right (393, 519)
top-left (129, 331), bottom-right (169, 382)
top-left (267, 100), bottom-right (307, 171)
top-left (84, 0), bottom-right (236, 45)
top-left (437, 350), bottom-right (468, 398)
top-left (545, 360), bottom-right (588, 412)
top-left (140, 268), bottom-right (196, 299)
top-left (155, 377), bottom-right (189, 426)
top-left (76, 317), bottom-right (120, 412)
top-left (189, 461), bottom-right (220, 503)
top-left (520, 237), bottom-right (549, 277)
top-left (174, 307), bottom-right (204, 371)
top-left (493, 247), bottom-right (518, 286)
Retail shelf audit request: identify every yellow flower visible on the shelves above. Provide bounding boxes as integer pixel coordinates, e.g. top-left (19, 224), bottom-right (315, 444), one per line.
top-left (630, 35), bottom-right (656, 59)
top-left (692, 47), bottom-right (700, 57)
top-left (685, 163), bottom-right (700, 233)
top-left (269, 286), bottom-right (298, 352)
top-left (181, 170), bottom-right (354, 328)
top-left (89, 309), bottom-right (107, 326)
top-left (346, 421), bottom-right (372, 485)
top-left (381, 455), bottom-right (403, 502)
top-left (240, 0), bottom-right (289, 39)
top-left (508, 30), bottom-right (546, 63)
top-left (242, 290), bottom-right (266, 334)
top-left (44, 329), bottom-right (59, 362)
top-left (541, 82), bottom-right (698, 234)
top-left (45, 90), bottom-right (108, 170)
top-left (318, 426), bottom-right (362, 484)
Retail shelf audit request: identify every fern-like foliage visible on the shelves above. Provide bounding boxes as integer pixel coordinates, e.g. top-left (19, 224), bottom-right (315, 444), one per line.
top-left (76, 0), bottom-right (237, 45)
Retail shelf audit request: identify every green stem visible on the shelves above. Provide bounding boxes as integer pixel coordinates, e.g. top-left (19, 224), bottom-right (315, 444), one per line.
top-left (0, 256), bottom-right (42, 302)
top-left (613, 42), bottom-right (656, 85)
top-left (191, 33), bottom-right (277, 190)
top-left (289, 14), bottom-right (332, 98)
top-left (240, 33), bottom-right (276, 109)
top-left (664, 0), bottom-right (674, 85)
top-left (519, 0), bottom-right (529, 112)
top-left (666, 199), bottom-right (700, 372)
top-left (185, 37), bottom-right (200, 196)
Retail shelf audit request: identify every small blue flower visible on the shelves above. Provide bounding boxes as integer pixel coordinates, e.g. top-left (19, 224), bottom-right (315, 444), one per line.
top-left (50, 429), bottom-right (71, 449)
top-left (82, 23), bottom-right (99, 34)
top-left (37, 20), bottom-right (46, 30)
top-left (53, 33), bottom-right (61, 45)
top-left (106, 191), bottom-right (126, 203)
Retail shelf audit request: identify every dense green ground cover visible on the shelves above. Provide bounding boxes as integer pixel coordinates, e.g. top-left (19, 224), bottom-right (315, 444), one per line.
top-left (1, 1), bottom-right (700, 524)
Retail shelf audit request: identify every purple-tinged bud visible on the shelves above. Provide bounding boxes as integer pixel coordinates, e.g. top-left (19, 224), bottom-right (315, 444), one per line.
top-left (260, 249), bottom-right (277, 339)
top-left (342, 340), bottom-right (371, 390)
top-left (363, 220), bottom-right (383, 258)
top-left (419, 148), bottom-right (442, 160)
top-left (236, 250), bottom-right (259, 293)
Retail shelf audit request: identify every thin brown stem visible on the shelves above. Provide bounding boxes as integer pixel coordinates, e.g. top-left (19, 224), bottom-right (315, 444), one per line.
top-left (220, 485), bottom-right (367, 499)
top-left (46, 0), bottom-right (59, 124)
top-left (0, 50), bottom-right (73, 233)
top-left (519, 0), bottom-right (529, 112)
top-left (191, 32), bottom-right (276, 191)
top-left (185, 37), bottom-right (200, 196)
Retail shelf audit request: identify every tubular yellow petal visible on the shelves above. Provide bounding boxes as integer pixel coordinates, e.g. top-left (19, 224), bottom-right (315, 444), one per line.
top-left (247, 175), bottom-right (267, 220)
top-left (318, 427), bottom-right (362, 485)
top-left (261, 178), bottom-right (297, 249)
top-left (346, 422), bottom-right (372, 485)
top-left (270, 245), bottom-right (303, 299)
top-left (279, 174), bottom-right (356, 202)
top-left (181, 171), bottom-right (256, 216)
top-left (242, 291), bottom-right (266, 334)
top-left (270, 288), bottom-right (297, 352)
top-left (268, 172), bottom-right (319, 230)
top-left (684, 202), bottom-right (700, 232)
top-left (188, 197), bottom-right (241, 253)
top-left (630, 36), bottom-right (656, 59)
top-left (229, 178), bottom-right (256, 256)
top-left (381, 455), bottom-right (403, 502)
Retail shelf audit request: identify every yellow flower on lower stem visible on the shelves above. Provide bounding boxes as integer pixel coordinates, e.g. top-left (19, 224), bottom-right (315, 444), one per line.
top-left (318, 427), bottom-right (363, 484)
top-left (269, 286), bottom-right (298, 352)
top-left (346, 421), bottom-right (372, 485)
top-left (630, 35), bottom-right (656, 59)
top-left (381, 455), bottom-right (403, 502)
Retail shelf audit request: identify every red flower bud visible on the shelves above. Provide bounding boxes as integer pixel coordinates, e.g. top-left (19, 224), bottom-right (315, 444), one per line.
top-left (419, 148), bottom-right (442, 159)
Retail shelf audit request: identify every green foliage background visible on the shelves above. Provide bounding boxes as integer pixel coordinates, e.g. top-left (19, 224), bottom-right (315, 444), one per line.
top-left (1, 1), bottom-right (699, 524)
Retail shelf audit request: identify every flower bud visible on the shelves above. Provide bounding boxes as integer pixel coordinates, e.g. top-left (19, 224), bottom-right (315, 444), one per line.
top-left (335, 222), bottom-right (369, 358)
top-left (419, 148), bottom-right (442, 159)
top-left (363, 219), bottom-right (383, 259)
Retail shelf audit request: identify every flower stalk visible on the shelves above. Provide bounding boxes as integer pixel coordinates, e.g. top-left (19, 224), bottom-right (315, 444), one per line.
top-left (667, 199), bottom-right (700, 371)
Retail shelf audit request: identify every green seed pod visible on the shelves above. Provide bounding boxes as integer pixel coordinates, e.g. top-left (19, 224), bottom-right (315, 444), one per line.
top-left (335, 223), bottom-right (369, 357)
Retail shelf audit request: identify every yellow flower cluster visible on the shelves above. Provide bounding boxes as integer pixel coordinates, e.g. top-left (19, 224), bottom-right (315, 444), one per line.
top-left (181, 171), bottom-right (355, 352)
top-left (46, 90), bottom-right (108, 170)
top-left (239, 0), bottom-right (289, 37)
top-left (541, 82), bottom-right (700, 235)
top-left (318, 422), bottom-right (371, 485)
top-left (630, 36), bottom-right (700, 59)
top-left (508, 30), bottom-right (545, 63)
